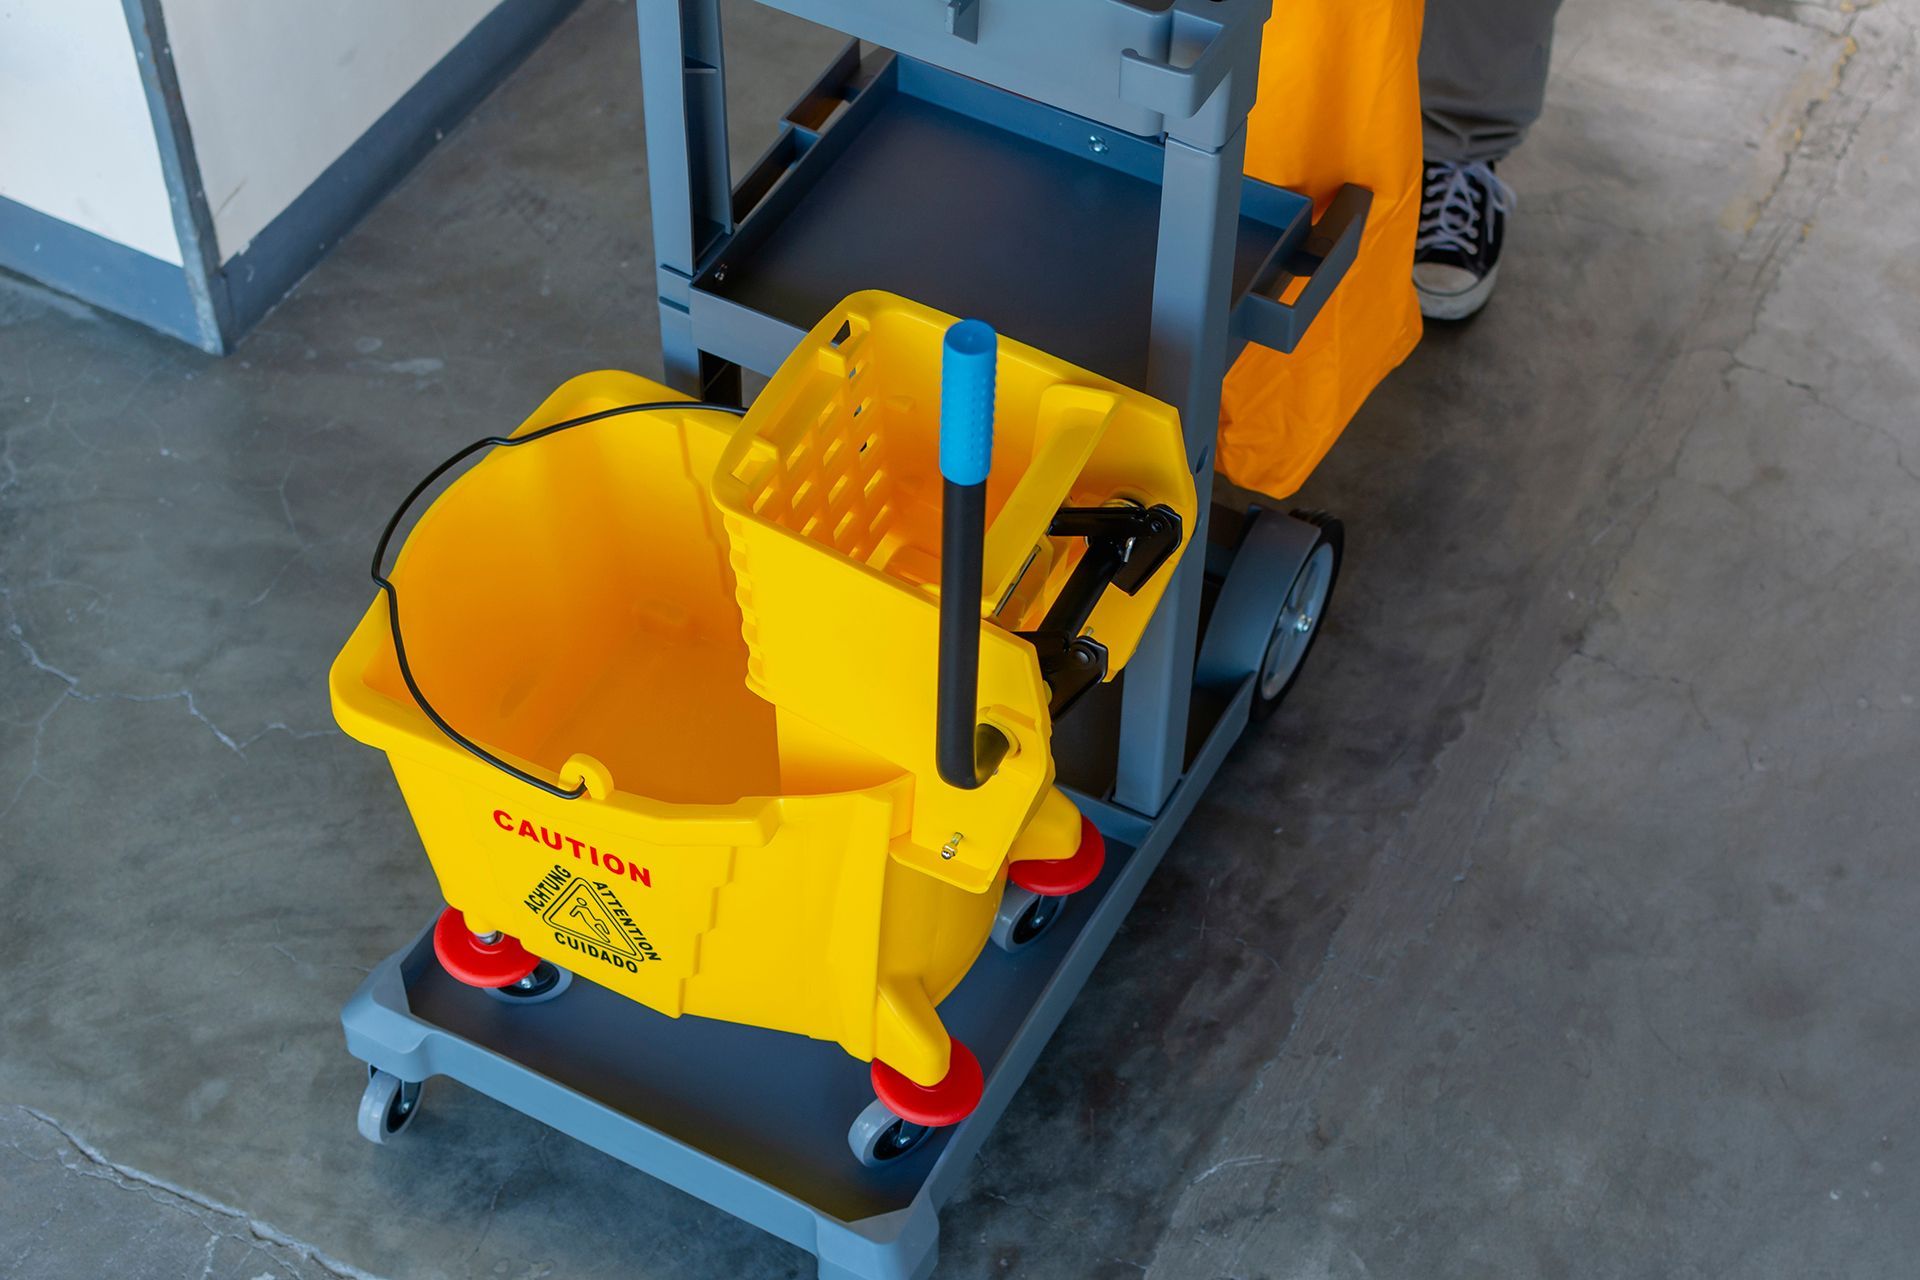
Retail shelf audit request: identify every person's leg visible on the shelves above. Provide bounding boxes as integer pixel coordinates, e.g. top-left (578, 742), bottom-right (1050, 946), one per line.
top-left (1414, 0), bottom-right (1565, 319)
top-left (1420, 0), bottom-right (1566, 164)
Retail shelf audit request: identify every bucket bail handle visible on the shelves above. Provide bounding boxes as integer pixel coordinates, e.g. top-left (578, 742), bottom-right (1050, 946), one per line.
top-left (369, 398), bottom-right (746, 800)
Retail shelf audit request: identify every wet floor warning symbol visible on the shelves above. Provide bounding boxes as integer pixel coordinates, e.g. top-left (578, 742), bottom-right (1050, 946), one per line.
top-left (543, 879), bottom-right (641, 959)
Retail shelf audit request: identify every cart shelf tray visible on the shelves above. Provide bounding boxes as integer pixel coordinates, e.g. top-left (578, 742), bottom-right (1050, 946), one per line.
top-left (684, 50), bottom-right (1366, 393)
top-left (343, 673), bottom-right (1247, 1280)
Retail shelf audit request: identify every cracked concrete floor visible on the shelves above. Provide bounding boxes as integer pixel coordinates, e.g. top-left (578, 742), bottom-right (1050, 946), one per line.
top-left (3, 0), bottom-right (1918, 1276)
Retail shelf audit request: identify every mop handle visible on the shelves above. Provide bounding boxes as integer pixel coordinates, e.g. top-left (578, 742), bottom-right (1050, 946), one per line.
top-left (936, 319), bottom-right (1000, 790)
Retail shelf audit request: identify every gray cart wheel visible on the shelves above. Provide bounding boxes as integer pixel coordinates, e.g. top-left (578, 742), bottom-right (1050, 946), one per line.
top-left (989, 883), bottom-right (1067, 953)
top-left (357, 1067), bottom-right (422, 1145)
top-left (1252, 513), bottom-right (1342, 720)
top-left (483, 959), bottom-right (572, 1005)
top-left (848, 1097), bottom-right (932, 1167)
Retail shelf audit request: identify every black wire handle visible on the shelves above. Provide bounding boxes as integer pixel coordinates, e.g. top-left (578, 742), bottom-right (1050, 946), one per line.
top-left (370, 400), bottom-right (749, 799)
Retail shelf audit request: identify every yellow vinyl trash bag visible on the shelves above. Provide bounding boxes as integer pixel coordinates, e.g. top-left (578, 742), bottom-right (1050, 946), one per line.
top-left (1218, 0), bottom-right (1426, 499)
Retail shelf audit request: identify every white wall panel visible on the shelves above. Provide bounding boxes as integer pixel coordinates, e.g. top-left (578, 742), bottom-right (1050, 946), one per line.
top-left (161, 0), bottom-right (500, 261)
top-left (0, 0), bottom-right (182, 265)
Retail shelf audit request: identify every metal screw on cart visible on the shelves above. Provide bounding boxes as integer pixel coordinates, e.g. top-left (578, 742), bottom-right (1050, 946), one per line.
top-left (1088, 135), bottom-right (1109, 154)
top-left (940, 833), bottom-right (964, 861)
top-left (1296, 612), bottom-right (1315, 633)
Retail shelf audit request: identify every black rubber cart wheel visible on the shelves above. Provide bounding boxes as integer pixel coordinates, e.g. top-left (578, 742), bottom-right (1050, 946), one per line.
top-left (1251, 511), bottom-right (1343, 720)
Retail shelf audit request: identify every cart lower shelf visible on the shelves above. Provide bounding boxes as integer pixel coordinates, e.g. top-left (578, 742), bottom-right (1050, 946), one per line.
top-left (343, 673), bottom-right (1255, 1280)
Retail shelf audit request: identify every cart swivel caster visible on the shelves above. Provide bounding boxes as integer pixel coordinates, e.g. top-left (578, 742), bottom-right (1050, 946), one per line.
top-left (432, 906), bottom-right (540, 988)
top-left (357, 1067), bottom-right (422, 1145)
top-left (990, 883), bottom-right (1067, 953)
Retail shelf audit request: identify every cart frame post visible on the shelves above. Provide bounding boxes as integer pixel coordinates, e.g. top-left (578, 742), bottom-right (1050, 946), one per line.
top-left (1114, 126), bottom-right (1250, 812)
top-left (638, 0), bottom-right (742, 402)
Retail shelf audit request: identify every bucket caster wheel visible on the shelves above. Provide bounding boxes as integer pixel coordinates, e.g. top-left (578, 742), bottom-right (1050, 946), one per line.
top-left (999, 816), bottom-right (1102, 952)
top-left (990, 883), bottom-right (1067, 953)
top-left (1007, 815), bottom-right (1105, 897)
top-left (860, 1039), bottom-right (982, 1163)
top-left (432, 907), bottom-right (540, 988)
top-left (849, 1038), bottom-right (984, 1167)
top-left (357, 1067), bottom-right (422, 1145)
top-left (1252, 511), bottom-right (1342, 721)
top-left (847, 1098), bottom-right (934, 1168)
top-left (482, 958), bottom-right (573, 1005)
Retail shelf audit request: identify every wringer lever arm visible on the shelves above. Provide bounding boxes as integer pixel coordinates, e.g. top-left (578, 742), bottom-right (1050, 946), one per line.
top-left (936, 320), bottom-right (1011, 790)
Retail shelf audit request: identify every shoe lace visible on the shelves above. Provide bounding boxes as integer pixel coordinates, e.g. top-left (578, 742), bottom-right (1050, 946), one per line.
top-left (1416, 162), bottom-right (1515, 257)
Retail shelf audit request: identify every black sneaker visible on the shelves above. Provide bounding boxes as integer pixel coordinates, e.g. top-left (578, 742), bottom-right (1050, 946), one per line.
top-left (1414, 160), bottom-right (1515, 321)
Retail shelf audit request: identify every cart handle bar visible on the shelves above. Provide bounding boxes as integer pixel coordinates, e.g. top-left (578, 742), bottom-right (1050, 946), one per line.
top-left (369, 400), bottom-right (748, 800)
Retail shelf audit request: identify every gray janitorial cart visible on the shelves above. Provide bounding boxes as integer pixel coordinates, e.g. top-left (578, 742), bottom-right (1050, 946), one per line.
top-left (337, 2), bottom-right (1368, 1276)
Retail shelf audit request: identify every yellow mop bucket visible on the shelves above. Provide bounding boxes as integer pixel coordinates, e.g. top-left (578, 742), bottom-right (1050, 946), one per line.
top-left (330, 372), bottom-right (1021, 1112)
top-left (330, 303), bottom-right (1196, 1135)
top-left (711, 292), bottom-right (1197, 893)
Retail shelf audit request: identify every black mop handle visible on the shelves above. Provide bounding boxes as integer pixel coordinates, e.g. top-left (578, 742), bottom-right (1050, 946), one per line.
top-left (936, 319), bottom-right (1002, 790)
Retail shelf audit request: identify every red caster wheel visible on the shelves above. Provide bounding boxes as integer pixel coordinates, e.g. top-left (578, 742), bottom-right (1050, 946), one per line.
top-left (870, 1039), bottom-right (983, 1128)
top-left (1007, 815), bottom-right (1104, 897)
top-left (432, 907), bottom-right (539, 988)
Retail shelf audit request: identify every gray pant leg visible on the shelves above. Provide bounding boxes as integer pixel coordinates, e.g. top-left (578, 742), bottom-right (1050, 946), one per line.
top-left (1420, 0), bottom-right (1566, 163)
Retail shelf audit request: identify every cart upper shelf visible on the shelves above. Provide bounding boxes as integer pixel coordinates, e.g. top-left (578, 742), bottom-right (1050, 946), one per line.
top-left (742, 0), bottom-right (1271, 144)
top-left (686, 52), bottom-right (1365, 395)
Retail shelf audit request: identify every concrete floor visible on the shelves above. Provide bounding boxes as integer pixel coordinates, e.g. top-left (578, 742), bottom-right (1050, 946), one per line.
top-left (4, 0), bottom-right (1917, 1276)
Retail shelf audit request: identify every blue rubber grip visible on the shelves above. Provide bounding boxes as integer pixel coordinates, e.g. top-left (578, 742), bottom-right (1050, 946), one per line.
top-left (940, 320), bottom-right (997, 486)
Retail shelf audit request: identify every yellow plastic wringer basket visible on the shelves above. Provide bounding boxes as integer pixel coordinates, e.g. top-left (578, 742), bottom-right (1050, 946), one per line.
top-left (712, 292), bottom-right (1196, 895)
top-left (330, 293), bottom-right (1195, 1130)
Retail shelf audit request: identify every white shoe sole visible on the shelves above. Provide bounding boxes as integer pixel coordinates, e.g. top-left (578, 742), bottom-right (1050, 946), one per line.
top-left (1416, 262), bottom-right (1500, 321)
